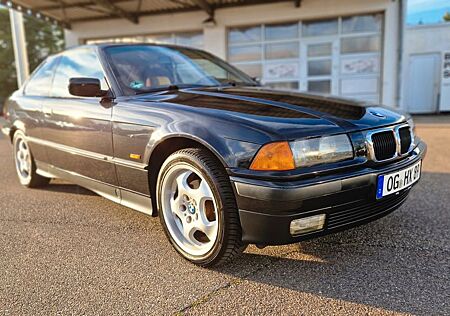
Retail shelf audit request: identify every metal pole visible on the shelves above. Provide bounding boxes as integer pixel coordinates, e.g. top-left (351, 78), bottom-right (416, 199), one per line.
top-left (9, 8), bottom-right (29, 88)
top-left (397, 0), bottom-right (407, 110)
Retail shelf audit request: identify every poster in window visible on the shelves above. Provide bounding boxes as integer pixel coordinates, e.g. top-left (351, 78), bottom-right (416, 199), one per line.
top-left (341, 57), bottom-right (379, 75)
top-left (264, 62), bottom-right (299, 80)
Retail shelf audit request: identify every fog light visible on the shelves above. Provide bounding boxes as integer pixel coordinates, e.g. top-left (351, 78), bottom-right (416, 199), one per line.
top-left (290, 214), bottom-right (326, 235)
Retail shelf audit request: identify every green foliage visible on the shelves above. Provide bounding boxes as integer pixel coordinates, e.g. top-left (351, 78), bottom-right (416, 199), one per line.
top-left (0, 8), bottom-right (64, 101)
top-left (23, 13), bottom-right (65, 72)
top-left (444, 11), bottom-right (450, 22)
top-left (0, 9), bottom-right (17, 102)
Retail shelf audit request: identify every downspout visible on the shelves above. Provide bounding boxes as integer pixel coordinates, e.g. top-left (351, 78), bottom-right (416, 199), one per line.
top-left (396, 0), bottom-right (407, 109)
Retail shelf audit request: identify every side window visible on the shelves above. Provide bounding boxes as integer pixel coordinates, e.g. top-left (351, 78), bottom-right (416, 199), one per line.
top-left (25, 57), bottom-right (59, 97)
top-left (51, 49), bottom-right (109, 98)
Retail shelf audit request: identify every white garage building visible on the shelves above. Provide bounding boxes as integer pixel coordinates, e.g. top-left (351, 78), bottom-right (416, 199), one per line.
top-left (3, 0), bottom-right (450, 113)
top-left (402, 22), bottom-right (450, 113)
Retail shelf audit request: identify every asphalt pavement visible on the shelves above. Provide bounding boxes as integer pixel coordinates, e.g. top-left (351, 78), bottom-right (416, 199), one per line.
top-left (0, 117), bottom-right (449, 315)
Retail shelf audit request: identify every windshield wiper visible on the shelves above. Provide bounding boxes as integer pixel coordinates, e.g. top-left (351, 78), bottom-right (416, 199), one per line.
top-left (134, 84), bottom-right (211, 95)
top-left (134, 85), bottom-right (179, 95)
top-left (218, 80), bottom-right (259, 87)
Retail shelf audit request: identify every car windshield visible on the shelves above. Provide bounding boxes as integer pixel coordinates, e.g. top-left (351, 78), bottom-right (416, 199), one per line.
top-left (104, 45), bottom-right (257, 95)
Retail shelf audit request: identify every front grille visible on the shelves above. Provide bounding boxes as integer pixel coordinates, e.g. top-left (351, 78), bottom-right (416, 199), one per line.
top-left (371, 131), bottom-right (397, 161)
top-left (327, 189), bottom-right (409, 229)
top-left (399, 127), bottom-right (412, 154)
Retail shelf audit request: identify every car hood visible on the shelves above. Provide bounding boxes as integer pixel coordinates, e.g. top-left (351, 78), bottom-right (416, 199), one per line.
top-left (134, 86), bottom-right (408, 140)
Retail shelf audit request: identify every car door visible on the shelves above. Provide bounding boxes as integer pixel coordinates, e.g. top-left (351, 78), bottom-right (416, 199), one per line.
top-left (41, 47), bottom-right (118, 186)
top-left (15, 56), bottom-right (60, 166)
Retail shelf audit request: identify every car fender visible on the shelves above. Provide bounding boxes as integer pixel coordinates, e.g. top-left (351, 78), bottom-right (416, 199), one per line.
top-left (143, 127), bottom-right (262, 169)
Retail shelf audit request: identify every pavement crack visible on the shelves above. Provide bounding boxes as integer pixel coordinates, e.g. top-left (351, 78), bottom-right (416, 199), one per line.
top-left (174, 249), bottom-right (299, 316)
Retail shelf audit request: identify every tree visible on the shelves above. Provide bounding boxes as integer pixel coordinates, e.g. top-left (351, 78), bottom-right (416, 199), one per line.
top-left (23, 14), bottom-right (65, 72)
top-left (0, 8), bottom-right (64, 102)
top-left (0, 9), bottom-right (17, 102)
top-left (444, 11), bottom-right (450, 22)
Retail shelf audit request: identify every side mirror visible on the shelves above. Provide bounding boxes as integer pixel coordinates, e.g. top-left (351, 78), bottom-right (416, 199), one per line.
top-left (69, 78), bottom-right (107, 98)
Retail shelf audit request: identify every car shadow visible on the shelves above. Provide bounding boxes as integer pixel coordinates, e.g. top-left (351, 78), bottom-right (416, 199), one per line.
top-left (215, 171), bottom-right (449, 315)
top-left (39, 182), bottom-right (97, 196)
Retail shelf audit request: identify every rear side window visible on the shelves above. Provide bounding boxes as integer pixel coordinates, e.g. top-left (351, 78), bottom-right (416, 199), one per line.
top-left (24, 57), bottom-right (59, 97)
top-left (51, 48), bottom-right (109, 98)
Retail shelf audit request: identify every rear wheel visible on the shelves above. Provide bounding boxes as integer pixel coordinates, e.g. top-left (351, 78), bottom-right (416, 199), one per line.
top-left (157, 148), bottom-right (245, 267)
top-left (13, 131), bottom-right (50, 188)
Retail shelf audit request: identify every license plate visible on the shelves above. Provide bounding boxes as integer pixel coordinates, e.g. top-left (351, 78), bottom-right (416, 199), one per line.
top-left (376, 161), bottom-right (422, 199)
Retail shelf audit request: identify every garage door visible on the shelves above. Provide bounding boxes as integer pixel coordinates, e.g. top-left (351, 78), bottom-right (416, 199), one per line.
top-left (228, 13), bottom-right (383, 103)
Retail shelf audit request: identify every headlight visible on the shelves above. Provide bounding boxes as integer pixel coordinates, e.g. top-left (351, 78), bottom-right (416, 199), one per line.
top-left (250, 134), bottom-right (354, 171)
top-left (290, 134), bottom-right (354, 168)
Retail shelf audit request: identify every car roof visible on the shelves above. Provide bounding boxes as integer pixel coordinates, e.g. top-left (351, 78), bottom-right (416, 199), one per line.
top-left (46, 43), bottom-right (205, 61)
top-left (69, 42), bottom-right (203, 52)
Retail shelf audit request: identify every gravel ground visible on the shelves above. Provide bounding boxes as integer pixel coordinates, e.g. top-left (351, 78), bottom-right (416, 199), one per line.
top-left (0, 117), bottom-right (449, 315)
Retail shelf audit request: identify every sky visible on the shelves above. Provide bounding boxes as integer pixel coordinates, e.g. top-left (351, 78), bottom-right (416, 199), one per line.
top-left (407, 0), bottom-right (450, 24)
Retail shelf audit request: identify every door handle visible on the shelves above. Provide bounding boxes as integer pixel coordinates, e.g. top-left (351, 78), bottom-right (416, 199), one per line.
top-left (43, 108), bottom-right (53, 117)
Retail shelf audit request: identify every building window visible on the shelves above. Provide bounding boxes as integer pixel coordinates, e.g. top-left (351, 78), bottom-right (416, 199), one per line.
top-left (307, 43), bottom-right (332, 57)
top-left (265, 22), bottom-right (299, 40)
top-left (308, 80), bottom-right (331, 94)
top-left (302, 19), bottom-right (338, 37)
top-left (340, 35), bottom-right (381, 54)
top-left (228, 45), bottom-right (262, 62)
top-left (228, 26), bottom-right (262, 43)
top-left (342, 14), bottom-right (382, 34)
top-left (228, 13), bottom-right (383, 103)
top-left (86, 31), bottom-right (204, 49)
top-left (266, 42), bottom-right (299, 60)
top-left (266, 81), bottom-right (299, 91)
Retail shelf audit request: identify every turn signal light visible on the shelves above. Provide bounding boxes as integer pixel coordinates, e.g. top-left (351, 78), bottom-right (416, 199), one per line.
top-left (250, 141), bottom-right (295, 171)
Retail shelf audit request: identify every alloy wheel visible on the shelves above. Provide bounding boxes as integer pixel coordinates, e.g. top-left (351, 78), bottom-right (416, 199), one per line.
top-left (14, 136), bottom-right (32, 181)
top-left (160, 163), bottom-right (219, 257)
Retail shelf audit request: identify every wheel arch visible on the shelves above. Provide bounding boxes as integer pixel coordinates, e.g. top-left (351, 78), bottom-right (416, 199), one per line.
top-left (9, 120), bottom-right (27, 143)
top-left (9, 126), bottom-right (17, 143)
top-left (147, 135), bottom-right (229, 216)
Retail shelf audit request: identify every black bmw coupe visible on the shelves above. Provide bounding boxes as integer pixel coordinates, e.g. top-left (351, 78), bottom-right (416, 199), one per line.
top-left (1, 44), bottom-right (426, 266)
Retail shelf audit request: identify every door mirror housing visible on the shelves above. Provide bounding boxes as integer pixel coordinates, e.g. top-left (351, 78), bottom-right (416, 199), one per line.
top-left (69, 77), bottom-right (107, 98)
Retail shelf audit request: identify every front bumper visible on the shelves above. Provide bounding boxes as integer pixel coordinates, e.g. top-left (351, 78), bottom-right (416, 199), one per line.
top-left (231, 141), bottom-right (427, 245)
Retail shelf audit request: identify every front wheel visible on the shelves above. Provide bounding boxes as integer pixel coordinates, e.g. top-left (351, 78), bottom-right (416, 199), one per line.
top-left (13, 131), bottom-right (50, 188)
top-left (156, 148), bottom-right (245, 267)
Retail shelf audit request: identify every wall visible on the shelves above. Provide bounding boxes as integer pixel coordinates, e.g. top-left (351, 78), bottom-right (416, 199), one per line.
top-left (64, 0), bottom-right (400, 107)
top-left (401, 23), bottom-right (450, 112)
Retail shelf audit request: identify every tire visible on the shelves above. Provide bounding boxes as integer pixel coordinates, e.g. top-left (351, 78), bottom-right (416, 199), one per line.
top-left (13, 131), bottom-right (51, 188)
top-left (156, 148), bottom-right (246, 267)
